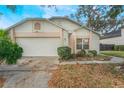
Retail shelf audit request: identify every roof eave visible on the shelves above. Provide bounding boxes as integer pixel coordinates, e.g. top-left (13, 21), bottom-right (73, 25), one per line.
top-left (6, 18), bottom-right (47, 31)
top-left (74, 26), bottom-right (100, 37)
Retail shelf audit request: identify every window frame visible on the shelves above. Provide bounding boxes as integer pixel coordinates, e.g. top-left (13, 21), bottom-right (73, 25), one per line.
top-left (83, 38), bottom-right (89, 49)
top-left (76, 38), bottom-right (82, 49)
top-left (76, 38), bottom-right (89, 50)
top-left (34, 22), bottom-right (41, 31)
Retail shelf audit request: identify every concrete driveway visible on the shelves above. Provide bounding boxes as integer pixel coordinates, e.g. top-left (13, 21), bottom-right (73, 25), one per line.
top-left (0, 57), bottom-right (58, 88)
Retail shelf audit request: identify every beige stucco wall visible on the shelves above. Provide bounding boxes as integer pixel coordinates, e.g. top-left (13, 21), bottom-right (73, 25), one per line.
top-left (100, 29), bottom-right (124, 45)
top-left (14, 20), bottom-right (62, 33)
top-left (9, 19), bottom-right (64, 46)
top-left (71, 28), bottom-right (100, 54)
top-left (8, 18), bottom-right (100, 56)
top-left (74, 28), bottom-right (90, 38)
top-left (9, 19), bottom-right (63, 56)
top-left (90, 32), bottom-right (100, 53)
top-left (9, 19), bottom-right (72, 47)
top-left (9, 28), bottom-right (16, 42)
top-left (51, 18), bottom-right (100, 53)
top-left (50, 18), bottom-right (80, 33)
top-left (38, 20), bottom-right (61, 32)
top-left (14, 21), bottom-right (33, 32)
top-left (15, 32), bottom-right (60, 38)
top-left (63, 30), bottom-right (69, 46)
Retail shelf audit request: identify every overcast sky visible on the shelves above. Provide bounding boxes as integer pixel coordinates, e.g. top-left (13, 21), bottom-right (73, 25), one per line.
top-left (0, 5), bottom-right (77, 28)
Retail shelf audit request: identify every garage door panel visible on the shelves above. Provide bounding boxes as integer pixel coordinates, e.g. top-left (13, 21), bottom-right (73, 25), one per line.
top-left (16, 38), bottom-right (61, 56)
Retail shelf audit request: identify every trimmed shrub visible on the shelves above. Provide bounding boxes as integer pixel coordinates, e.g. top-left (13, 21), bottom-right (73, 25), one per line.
top-left (70, 54), bottom-right (76, 59)
top-left (0, 39), bottom-right (23, 64)
top-left (88, 50), bottom-right (97, 56)
top-left (76, 49), bottom-right (86, 57)
top-left (118, 45), bottom-right (124, 51)
top-left (57, 46), bottom-right (71, 60)
top-left (114, 45), bottom-right (119, 51)
top-left (114, 45), bottom-right (124, 51)
top-left (87, 52), bottom-right (94, 57)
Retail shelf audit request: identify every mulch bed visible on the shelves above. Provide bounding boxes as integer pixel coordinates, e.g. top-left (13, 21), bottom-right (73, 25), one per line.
top-left (65, 55), bottom-right (112, 62)
top-left (48, 64), bottom-right (124, 88)
top-left (76, 55), bottom-right (112, 61)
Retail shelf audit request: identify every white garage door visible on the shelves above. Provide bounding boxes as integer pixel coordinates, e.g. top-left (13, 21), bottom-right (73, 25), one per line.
top-left (16, 37), bottom-right (61, 56)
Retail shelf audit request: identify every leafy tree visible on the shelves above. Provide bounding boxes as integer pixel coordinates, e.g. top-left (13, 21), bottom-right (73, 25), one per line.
top-left (71, 5), bottom-right (124, 34)
top-left (107, 5), bottom-right (124, 19)
top-left (41, 5), bottom-right (124, 34)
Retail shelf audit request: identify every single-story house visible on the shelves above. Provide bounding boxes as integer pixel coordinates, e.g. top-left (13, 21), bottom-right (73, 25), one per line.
top-left (100, 28), bottom-right (124, 45)
top-left (7, 16), bottom-right (100, 56)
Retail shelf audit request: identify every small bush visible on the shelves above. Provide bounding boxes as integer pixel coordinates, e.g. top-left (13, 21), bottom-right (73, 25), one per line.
top-left (114, 45), bottom-right (124, 51)
top-left (76, 49), bottom-right (86, 57)
top-left (87, 52), bottom-right (94, 57)
top-left (0, 39), bottom-right (23, 64)
top-left (57, 46), bottom-right (71, 60)
top-left (88, 50), bottom-right (97, 57)
top-left (118, 45), bottom-right (124, 51)
top-left (114, 45), bottom-right (119, 51)
top-left (71, 54), bottom-right (76, 59)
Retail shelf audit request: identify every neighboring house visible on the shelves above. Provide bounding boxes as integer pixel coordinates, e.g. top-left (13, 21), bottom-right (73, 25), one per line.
top-left (7, 16), bottom-right (100, 56)
top-left (100, 28), bottom-right (124, 45)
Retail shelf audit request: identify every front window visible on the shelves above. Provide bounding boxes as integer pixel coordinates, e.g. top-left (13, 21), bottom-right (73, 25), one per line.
top-left (83, 39), bottom-right (89, 49)
top-left (76, 38), bottom-right (82, 49)
top-left (76, 38), bottom-right (89, 49)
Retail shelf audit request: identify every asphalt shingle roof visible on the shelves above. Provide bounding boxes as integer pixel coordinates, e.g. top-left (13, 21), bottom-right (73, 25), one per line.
top-left (101, 30), bottom-right (121, 39)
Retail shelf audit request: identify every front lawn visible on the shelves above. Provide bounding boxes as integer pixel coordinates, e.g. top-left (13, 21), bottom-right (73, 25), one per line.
top-left (48, 64), bottom-right (124, 88)
top-left (101, 51), bottom-right (124, 58)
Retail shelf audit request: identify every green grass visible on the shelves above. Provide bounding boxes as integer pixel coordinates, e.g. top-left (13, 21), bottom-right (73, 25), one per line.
top-left (101, 51), bottom-right (124, 58)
